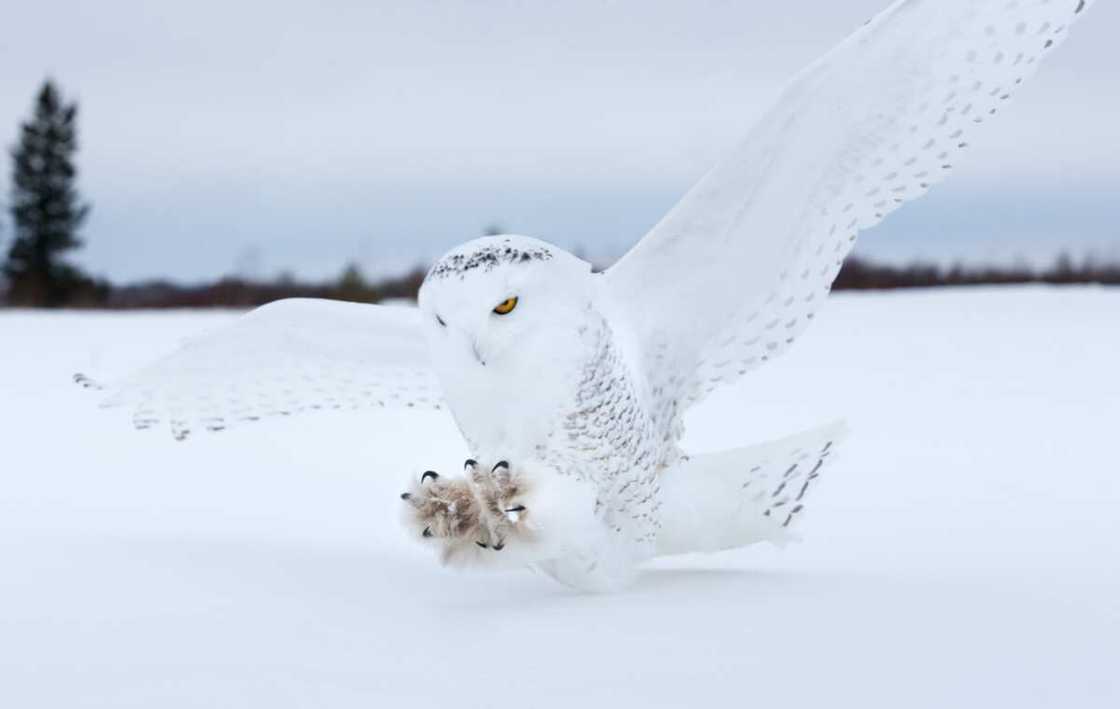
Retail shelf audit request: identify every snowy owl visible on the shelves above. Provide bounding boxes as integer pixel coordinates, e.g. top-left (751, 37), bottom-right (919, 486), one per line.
top-left (82, 0), bottom-right (1092, 591)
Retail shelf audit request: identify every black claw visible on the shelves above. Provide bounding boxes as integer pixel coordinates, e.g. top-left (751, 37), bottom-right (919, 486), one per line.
top-left (493, 542), bottom-right (505, 551)
top-left (421, 470), bottom-right (439, 484)
top-left (475, 541), bottom-right (489, 548)
top-left (505, 504), bottom-right (526, 513)
top-left (400, 492), bottom-right (411, 500)
top-left (492, 460), bottom-right (509, 473)
top-left (422, 526), bottom-right (433, 538)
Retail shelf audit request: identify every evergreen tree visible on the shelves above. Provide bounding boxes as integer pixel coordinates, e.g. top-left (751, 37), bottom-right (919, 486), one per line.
top-left (4, 80), bottom-right (91, 306)
top-left (336, 261), bottom-right (375, 302)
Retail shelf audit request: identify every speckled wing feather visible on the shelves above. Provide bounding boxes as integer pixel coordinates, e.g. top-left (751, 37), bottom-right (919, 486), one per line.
top-left (657, 420), bottom-right (848, 556)
top-left (606, 0), bottom-right (1092, 413)
top-left (85, 298), bottom-right (443, 440)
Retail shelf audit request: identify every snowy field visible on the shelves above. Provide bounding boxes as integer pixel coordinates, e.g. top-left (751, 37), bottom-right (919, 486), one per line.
top-left (2, 286), bottom-right (1117, 708)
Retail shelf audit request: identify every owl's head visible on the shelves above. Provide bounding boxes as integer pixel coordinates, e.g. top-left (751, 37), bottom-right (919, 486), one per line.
top-left (418, 235), bottom-right (595, 368)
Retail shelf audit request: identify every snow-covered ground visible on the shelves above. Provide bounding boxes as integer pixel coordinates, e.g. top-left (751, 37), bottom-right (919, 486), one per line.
top-left (2, 286), bottom-right (1117, 708)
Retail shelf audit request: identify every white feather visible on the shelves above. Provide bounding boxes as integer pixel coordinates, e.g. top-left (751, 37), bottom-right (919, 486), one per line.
top-left (606, 0), bottom-right (1093, 412)
top-left (90, 298), bottom-right (443, 440)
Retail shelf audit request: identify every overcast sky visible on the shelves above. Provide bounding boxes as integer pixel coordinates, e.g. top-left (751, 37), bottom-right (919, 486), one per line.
top-left (1, 0), bottom-right (1117, 282)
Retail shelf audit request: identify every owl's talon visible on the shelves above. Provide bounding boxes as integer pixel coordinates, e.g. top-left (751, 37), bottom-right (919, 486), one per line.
top-left (504, 504), bottom-right (526, 523)
top-left (402, 458), bottom-right (530, 560)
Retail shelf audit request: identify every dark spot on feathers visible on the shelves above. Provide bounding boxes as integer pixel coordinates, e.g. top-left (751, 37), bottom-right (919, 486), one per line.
top-left (796, 480), bottom-right (811, 502)
top-left (782, 505), bottom-right (805, 528)
top-left (73, 372), bottom-right (103, 390)
top-left (428, 242), bottom-right (553, 279)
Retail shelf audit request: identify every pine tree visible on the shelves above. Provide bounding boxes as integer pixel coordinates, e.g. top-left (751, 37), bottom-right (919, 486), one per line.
top-left (4, 80), bottom-right (91, 306)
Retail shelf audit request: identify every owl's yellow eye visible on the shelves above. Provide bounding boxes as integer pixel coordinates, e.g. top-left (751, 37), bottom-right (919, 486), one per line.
top-left (492, 296), bottom-right (518, 315)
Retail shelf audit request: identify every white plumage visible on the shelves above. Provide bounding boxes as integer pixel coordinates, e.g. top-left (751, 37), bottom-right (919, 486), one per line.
top-left (83, 0), bottom-right (1092, 591)
top-left (91, 299), bottom-right (442, 440)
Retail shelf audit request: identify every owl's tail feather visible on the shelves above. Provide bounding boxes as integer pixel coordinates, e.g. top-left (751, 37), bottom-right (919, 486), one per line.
top-left (655, 420), bottom-right (848, 557)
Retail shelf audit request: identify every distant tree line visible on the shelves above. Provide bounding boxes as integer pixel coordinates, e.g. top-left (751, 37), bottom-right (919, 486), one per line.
top-left (103, 264), bottom-right (428, 309)
top-left (80, 253), bottom-right (1115, 309)
top-left (832, 254), bottom-right (1120, 290)
top-left (2, 81), bottom-right (1118, 309)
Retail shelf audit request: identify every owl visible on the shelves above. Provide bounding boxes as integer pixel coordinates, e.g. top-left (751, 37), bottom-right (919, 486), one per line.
top-left (81, 0), bottom-right (1092, 591)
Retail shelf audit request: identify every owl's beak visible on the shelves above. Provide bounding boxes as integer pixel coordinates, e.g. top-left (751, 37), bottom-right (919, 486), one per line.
top-left (470, 340), bottom-right (486, 367)
top-left (451, 326), bottom-right (487, 367)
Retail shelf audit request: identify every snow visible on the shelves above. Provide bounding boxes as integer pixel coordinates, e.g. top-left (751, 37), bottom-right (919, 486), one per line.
top-left (2, 286), bottom-right (1117, 708)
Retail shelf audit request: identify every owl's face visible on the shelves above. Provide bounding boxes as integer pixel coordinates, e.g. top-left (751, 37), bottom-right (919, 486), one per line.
top-left (417, 235), bottom-right (594, 372)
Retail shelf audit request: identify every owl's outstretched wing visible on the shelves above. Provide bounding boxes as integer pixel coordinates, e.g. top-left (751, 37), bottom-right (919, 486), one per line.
top-left (605, 0), bottom-right (1090, 413)
top-left (81, 298), bottom-right (442, 440)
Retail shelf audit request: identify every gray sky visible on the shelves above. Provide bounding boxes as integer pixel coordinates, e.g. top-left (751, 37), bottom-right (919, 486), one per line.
top-left (1, 0), bottom-right (1117, 282)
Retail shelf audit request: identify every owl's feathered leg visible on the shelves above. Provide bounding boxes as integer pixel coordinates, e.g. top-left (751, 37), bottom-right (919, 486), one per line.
top-left (400, 460), bottom-right (534, 562)
top-left (465, 460), bottom-right (530, 551)
top-left (401, 458), bottom-right (611, 581)
top-left (400, 468), bottom-right (483, 550)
